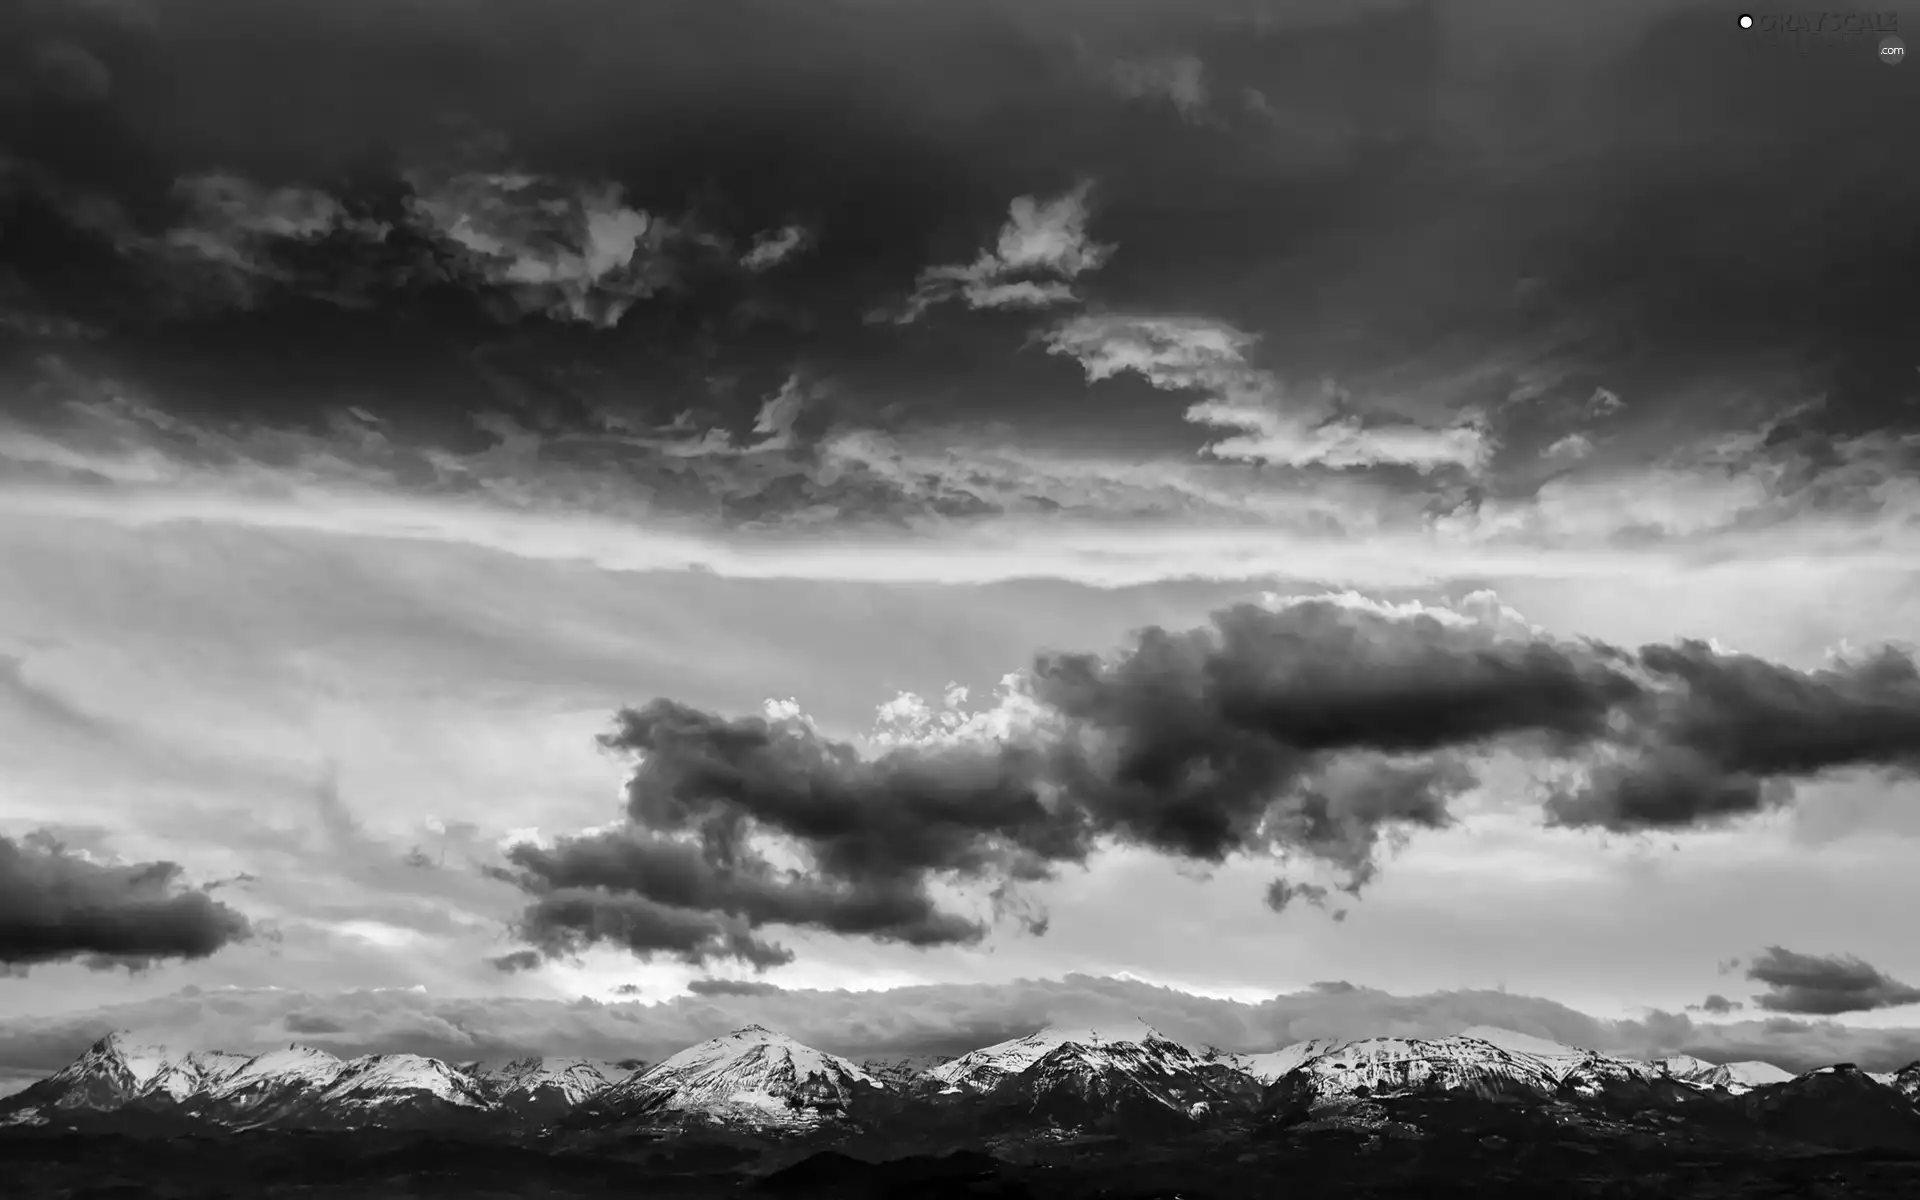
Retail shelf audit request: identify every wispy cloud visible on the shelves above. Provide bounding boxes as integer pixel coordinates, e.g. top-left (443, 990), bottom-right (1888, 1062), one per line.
top-left (739, 224), bottom-right (811, 272)
top-left (1105, 54), bottom-right (1211, 122)
top-left (886, 182), bottom-right (1114, 323)
top-left (404, 170), bottom-right (682, 328)
top-left (1045, 314), bottom-right (1494, 474)
top-left (2, 357), bottom-right (1917, 599)
top-left (159, 172), bottom-right (391, 310)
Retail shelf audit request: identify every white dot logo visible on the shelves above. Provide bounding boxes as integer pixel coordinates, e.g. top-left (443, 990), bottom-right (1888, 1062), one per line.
top-left (1738, 13), bottom-right (1754, 29)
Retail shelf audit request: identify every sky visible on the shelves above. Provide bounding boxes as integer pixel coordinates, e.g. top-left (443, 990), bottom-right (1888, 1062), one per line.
top-left (3, 0), bottom-right (1920, 1091)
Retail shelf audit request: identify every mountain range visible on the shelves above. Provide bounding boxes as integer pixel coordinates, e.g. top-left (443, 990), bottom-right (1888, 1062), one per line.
top-left (13, 1022), bottom-right (1920, 1198)
top-left (7, 1019), bottom-right (1919, 1145)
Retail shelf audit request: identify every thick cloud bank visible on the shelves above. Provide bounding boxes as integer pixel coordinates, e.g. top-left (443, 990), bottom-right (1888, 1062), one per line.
top-left (495, 592), bottom-right (1920, 969)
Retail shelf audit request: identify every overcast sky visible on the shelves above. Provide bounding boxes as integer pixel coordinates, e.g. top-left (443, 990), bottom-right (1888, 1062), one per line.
top-left (3, 0), bottom-right (1919, 1090)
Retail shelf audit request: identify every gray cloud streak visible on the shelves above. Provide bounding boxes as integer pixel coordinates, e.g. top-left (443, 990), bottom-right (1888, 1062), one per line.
top-left (1746, 947), bottom-right (1920, 1016)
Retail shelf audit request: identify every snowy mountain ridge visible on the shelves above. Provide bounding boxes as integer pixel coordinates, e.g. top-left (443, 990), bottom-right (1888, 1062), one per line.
top-left (927, 1018), bottom-right (1192, 1092)
top-left (5, 1023), bottom-right (1915, 1135)
top-left (926, 1018), bottom-right (1247, 1123)
top-left (474, 1057), bottom-right (627, 1115)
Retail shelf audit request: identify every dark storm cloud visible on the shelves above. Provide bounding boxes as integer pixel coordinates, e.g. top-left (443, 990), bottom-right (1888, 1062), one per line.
top-left (500, 596), bottom-right (1920, 969)
top-left (0, 830), bottom-right (251, 969)
top-left (1745, 947), bottom-right (1920, 1016)
top-left (498, 824), bottom-right (992, 969)
top-left (1543, 642), bottom-right (1920, 831)
top-left (5, 0), bottom-right (1912, 485)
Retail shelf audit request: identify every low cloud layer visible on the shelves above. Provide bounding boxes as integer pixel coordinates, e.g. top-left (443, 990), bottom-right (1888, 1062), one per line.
top-left (1746, 946), bottom-right (1920, 1016)
top-left (0, 831), bottom-right (252, 971)
top-left (495, 592), bottom-right (1920, 970)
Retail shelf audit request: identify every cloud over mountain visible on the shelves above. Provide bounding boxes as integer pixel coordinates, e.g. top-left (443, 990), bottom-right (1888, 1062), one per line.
top-left (4, 974), bottom-right (1920, 1080)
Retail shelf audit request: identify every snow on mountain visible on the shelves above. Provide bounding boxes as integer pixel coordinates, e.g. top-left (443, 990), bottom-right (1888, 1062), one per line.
top-left (320, 1053), bottom-right (491, 1106)
top-left (1695, 1061), bottom-right (1794, 1095)
top-left (1455, 1026), bottom-right (1663, 1096)
top-left (1228, 1039), bottom-right (1351, 1084)
top-left (270, 1053), bottom-right (493, 1128)
top-left (1277, 1036), bottom-right (1563, 1104)
top-left (3, 1023), bottom-right (1896, 1140)
top-left (181, 1045), bottom-right (346, 1126)
top-left (1654, 1054), bottom-right (1718, 1082)
top-left (477, 1057), bottom-right (616, 1116)
top-left (1649, 1054), bottom-right (1797, 1095)
top-left (1891, 1062), bottom-right (1920, 1100)
top-left (585, 1026), bottom-right (878, 1130)
top-left (929, 1019), bottom-right (1183, 1092)
top-left (926, 1020), bottom-right (1245, 1125)
top-left (859, 1053), bottom-right (955, 1087)
top-left (131, 1049), bottom-right (253, 1105)
top-left (0, 1032), bottom-right (179, 1117)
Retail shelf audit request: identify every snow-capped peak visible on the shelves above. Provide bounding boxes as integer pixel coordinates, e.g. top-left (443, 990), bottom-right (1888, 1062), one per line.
top-left (641, 1025), bottom-right (874, 1086)
top-left (195, 1044), bottom-right (345, 1109)
top-left (67, 1031), bottom-right (174, 1089)
top-left (1231, 1038), bottom-right (1351, 1083)
top-left (479, 1057), bottom-right (615, 1109)
top-left (927, 1020), bottom-right (1186, 1090)
top-left (318, 1053), bottom-right (491, 1108)
top-left (1277, 1035), bottom-right (1565, 1104)
top-left (1646, 1053), bottom-right (1792, 1094)
top-left (25, 1031), bottom-right (182, 1111)
top-left (925, 1019), bottom-right (1243, 1125)
top-left (133, 1049), bottom-right (250, 1103)
top-left (1702, 1061), bottom-right (1794, 1093)
top-left (1890, 1062), bottom-right (1920, 1099)
top-left (592, 1025), bottom-right (877, 1129)
top-left (1654, 1053), bottom-right (1719, 1082)
top-left (1451, 1026), bottom-right (1663, 1094)
top-left (0, 1033), bottom-right (270, 1120)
